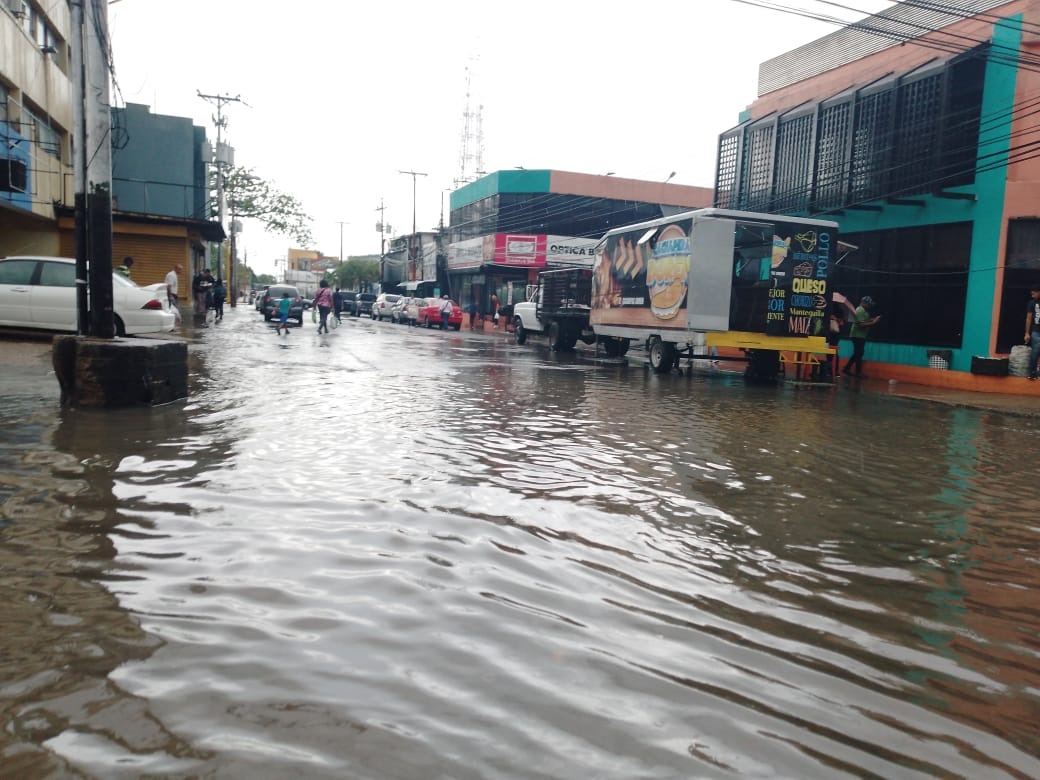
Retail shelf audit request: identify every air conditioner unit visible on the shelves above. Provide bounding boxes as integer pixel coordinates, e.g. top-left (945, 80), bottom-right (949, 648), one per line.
top-left (6, 0), bottom-right (26, 17)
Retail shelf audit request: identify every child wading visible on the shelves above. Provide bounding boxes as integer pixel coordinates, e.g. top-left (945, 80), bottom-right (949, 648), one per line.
top-left (275, 292), bottom-right (292, 335)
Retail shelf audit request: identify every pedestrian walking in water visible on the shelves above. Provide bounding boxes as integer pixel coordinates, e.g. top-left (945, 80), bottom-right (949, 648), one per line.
top-left (490, 293), bottom-right (500, 328)
top-left (212, 278), bottom-right (227, 321)
top-left (1026, 284), bottom-right (1040, 379)
top-left (275, 291), bottom-right (292, 335)
top-left (440, 295), bottom-right (453, 330)
top-left (842, 296), bottom-right (881, 378)
top-left (314, 280), bottom-right (334, 334)
top-left (333, 287), bottom-right (344, 323)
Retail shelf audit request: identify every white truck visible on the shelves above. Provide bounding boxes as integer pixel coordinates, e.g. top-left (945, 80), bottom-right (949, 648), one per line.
top-left (591, 208), bottom-right (844, 379)
top-left (512, 268), bottom-right (602, 352)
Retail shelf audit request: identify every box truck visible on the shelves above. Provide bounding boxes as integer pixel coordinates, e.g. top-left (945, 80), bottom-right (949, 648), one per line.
top-left (591, 208), bottom-right (843, 379)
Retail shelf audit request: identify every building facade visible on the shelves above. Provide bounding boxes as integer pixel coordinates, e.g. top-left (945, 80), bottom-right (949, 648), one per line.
top-left (445, 170), bottom-right (713, 315)
top-left (1, 0), bottom-right (73, 255)
top-left (716, 0), bottom-right (1040, 384)
top-left (2, 3), bottom-right (221, 298)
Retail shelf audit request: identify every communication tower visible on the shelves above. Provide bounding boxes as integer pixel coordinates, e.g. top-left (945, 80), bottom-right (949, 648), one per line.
top-left (456, 61), bottom-right (485, 187)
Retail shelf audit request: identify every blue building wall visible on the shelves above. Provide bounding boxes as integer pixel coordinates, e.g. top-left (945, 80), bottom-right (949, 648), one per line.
top-left (111, 103), bottom-right (208, 221)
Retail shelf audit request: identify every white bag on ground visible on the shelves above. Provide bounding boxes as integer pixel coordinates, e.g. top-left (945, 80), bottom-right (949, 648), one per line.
top-left (1008, 344), bottom-right (1031, 376)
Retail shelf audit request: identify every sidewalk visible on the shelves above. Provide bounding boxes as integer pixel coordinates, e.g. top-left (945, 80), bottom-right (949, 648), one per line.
top-left (482, 324), bottom-right (1040, 418)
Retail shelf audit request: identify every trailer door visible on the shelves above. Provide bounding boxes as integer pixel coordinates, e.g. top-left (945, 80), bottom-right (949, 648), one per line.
top-left (685, 216), bottom-right (735, 332)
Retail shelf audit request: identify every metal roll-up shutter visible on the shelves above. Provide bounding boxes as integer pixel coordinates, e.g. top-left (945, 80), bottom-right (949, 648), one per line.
top-left (114, 234), bottom-right (189, 287)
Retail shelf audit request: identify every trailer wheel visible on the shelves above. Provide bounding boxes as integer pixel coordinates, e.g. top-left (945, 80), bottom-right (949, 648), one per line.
top-left (745, 349), bottom-right (781, 384)
top-left (514, 319), bottom-right (527, 344)
top-left (548, 321), bottom-right (564, 351)
top-left (602, 337), bottom-right (629, 357)
top-left (648, 338), bottom-right (676, 373)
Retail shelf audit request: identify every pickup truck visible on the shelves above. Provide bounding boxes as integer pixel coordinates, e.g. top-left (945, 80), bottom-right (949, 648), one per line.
top-left (512, 268), bottom-right (601, 352)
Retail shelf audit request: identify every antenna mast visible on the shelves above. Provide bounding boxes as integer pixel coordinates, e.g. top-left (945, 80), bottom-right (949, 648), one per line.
top-left (456, 60), bottom-right (484, 187)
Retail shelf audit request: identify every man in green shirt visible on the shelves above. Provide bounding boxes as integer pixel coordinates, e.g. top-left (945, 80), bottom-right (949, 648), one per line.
top-left (842, 296), bottom-right (881, 378)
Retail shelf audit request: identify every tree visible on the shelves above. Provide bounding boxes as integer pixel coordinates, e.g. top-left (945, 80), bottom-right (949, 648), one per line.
top-left (221, 166), bottom-right (313, 246)
top-left (334, 257), bottom-right (380, 290)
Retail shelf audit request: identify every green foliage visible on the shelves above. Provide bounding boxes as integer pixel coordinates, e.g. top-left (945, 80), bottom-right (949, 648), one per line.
top-left (222, 166), bottom-right (313, 246)
top-left (333, 257), bottom-right (380, 290)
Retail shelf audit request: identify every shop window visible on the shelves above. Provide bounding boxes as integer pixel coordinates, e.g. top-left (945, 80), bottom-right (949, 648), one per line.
top-left (833, 222), bottom-right (971, 348)
top-left (997, 218), bottom-right (1040, 352)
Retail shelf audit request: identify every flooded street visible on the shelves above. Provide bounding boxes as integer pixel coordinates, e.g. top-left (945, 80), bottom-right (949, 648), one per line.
top-left (2, 309), bottom-right (1039, 778)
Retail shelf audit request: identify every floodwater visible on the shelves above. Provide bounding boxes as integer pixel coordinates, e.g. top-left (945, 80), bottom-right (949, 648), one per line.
top-left (1, 309), bottom-right (1038, 779)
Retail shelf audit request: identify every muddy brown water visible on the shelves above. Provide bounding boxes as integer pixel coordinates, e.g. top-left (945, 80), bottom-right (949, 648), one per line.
top-left (1, 312), bottom-right (1038, 778)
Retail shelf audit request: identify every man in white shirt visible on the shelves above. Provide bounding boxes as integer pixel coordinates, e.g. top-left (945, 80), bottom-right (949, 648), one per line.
top-left (165, 264), bottom-right (183, 324)
top-left (440, 295), bottom-right (453, 330)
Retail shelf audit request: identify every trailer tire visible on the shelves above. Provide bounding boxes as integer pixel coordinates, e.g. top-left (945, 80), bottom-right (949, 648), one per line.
top-left (514, 319), bottom-right (527, 344)
top-left (648, 338), bottom-right (676, 373)
top-left (745, 349), bottom-right (781, 384)
top-left (602, 337), bottom-right (629, 357)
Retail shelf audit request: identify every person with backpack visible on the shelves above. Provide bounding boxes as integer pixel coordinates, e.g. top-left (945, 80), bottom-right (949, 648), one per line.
top-left (211, 278), bottom-right (227, 321)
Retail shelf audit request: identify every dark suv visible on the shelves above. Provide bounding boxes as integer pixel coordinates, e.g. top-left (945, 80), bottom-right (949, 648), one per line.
top-left (261, 284), bottom-right (305, 324)
top-left (339, 290), bottom-right (358, 317)
top-left (357, 293), bottom-right (377, 318)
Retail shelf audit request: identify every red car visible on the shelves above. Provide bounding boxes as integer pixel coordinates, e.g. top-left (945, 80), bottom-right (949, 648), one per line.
top-left (417, 297), bottom-right (463, 330)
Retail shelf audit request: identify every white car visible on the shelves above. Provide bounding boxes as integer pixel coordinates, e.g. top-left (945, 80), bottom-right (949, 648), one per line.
top-left (373, 292), bottom-right (402, 322)
top-left (0, 255), bottom-right (176, 336)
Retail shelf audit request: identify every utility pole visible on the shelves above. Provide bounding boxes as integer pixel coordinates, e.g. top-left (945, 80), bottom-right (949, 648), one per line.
top-left (198, 91), bottom-right (243, 308)
top-left (70, 0), bottom-right (115, 337)
top-left (336, 221), bottom-right (348, 265)
top-left (398, 170), bottom-right (426, 282)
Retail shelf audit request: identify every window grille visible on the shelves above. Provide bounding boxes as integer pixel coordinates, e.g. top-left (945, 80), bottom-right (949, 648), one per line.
top-left (773, 112), bottom-right (814, 212)
top-left (850, 89), bottom-right (894, 202)
top-left (740, 122), bottom-right (775, 212)
top-left (891, 72), bottom-right (944, 195)
top-left (714, 131), bottom-right (740, 209)
top-left (814, 101), bottom-right (851, 210)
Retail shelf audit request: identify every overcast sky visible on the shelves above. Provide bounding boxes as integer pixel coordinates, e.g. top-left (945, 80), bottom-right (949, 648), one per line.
top-left (107, 0), bottom-right (893, 277)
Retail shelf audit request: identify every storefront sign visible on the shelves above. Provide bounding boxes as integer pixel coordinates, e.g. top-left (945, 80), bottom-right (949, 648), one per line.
top-left (545, 235), bottom-right (598, 267)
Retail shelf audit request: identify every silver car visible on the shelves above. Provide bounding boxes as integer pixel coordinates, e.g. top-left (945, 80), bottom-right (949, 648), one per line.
top-left (373, 293), bottom-right (402, 322)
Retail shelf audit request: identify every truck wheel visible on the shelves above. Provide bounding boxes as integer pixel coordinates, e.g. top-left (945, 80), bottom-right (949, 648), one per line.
top-left (648, 338), bottom-right (676, 373)
top-left (548, 321), bottom-right (563, 351)
top-left (514, 319), bottom-right (527, 344)
top-left (561, 326), bottom-right (579, 351)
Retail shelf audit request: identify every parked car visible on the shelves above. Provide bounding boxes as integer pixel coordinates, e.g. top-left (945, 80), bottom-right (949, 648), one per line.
top-left (339, 290), bottom-right (358, 316)
top-left (390, 295), bottom-right (411, 323)
top-left (417, 297), bottom-right (463, 330)
top-left (373, 293), bottom-right (402, 322)
top-left (357, 292), bottom-right (377, 318)
top-left (254, 287), bottom-right (268, 311)
top-left (260, 284), bottom-right (305, 324)
top-left (0, 255), bottom-right (175, 335)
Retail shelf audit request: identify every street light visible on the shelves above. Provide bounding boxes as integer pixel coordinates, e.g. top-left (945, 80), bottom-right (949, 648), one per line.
top-left (663, 171), bottom-right (676, 184)
top-left (336, 221), bottom-right (348, 265)
top-left (399, 170), bottom-right (427, 281)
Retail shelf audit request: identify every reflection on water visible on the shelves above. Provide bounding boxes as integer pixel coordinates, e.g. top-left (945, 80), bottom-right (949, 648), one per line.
top-left (1, 314), bottom-right (1038, 778)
